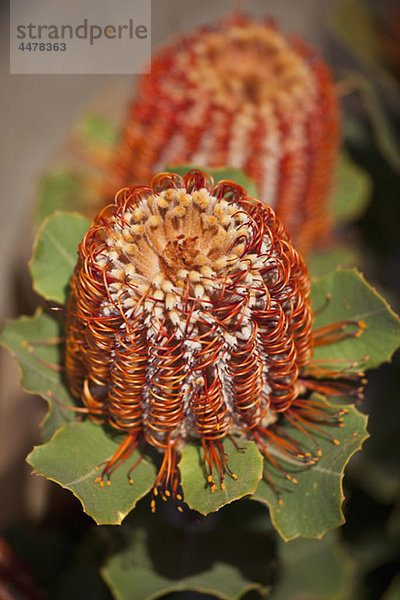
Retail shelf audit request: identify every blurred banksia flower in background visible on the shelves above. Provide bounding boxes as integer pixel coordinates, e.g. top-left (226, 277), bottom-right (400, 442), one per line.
top-left (66, 170), bottom-right (360, 507)
top-left (109, 14), bottom-right (340, 255)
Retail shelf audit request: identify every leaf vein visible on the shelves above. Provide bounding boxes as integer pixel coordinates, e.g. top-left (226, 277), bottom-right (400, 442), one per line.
top-left (312, 465), bottom-right (341, 477)
top-left (43, 227), bottom-right (75, 267)
top-left (17, 351), bottom-right (61, 386)
top-left (64, 466), bottom-right (100, 486)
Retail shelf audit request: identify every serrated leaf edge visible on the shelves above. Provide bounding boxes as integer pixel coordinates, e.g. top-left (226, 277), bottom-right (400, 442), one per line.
top-left (252, 403), bottom-right (369, 541)
top-left (180, 440), bottom-right (264, 516)
top-left (0, 307), bottom-right (72, 434)
top-left (311, 267), bottom-right (400, 367)
top-left (29, 210), bottom-right (91, 304)
top-left (101, 566), bottom-right (268, 600)
top-left (26, 422), bottom-right (154, 526)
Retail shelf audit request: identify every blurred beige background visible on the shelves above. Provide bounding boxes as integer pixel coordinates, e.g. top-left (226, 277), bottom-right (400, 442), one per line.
top-left (0, 0), bottom-right (336, 525)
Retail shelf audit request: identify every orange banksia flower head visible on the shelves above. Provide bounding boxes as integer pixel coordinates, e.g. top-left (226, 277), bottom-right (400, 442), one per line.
top-left (66, 170), bottom-right (357, 508)
top-left (110, 14), bottom-right (340, 254)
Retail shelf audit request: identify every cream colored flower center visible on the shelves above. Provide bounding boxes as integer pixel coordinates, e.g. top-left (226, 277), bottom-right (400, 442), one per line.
top-left (182, 24), bottom-right (313, 109)
top-left (97, 187), bottom-right (271, 334)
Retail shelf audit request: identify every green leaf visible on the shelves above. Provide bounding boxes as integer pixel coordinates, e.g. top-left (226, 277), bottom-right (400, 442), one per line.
top-left (307, 245), bottom-right (360, 278)
top-left (253, 398), bottom-right (368, 540)
top-left (332, 153), bottom-right (371, 225)
top-left (0, 309), bottom-right (75, 440)
top-left (165, 164), bottom-right (259, 198)
top-left (76, 114), bottom-right (118, 152)
top-left (102, 506), bottom-right (272, 600)
top-left (180, 438), bottom-right (264, 515)
top-left (30, 212), bottom-right (90, 305)
top-left (27, 420), bottom-right (156, 525)
top-left (271, 532), bottom-right (355, 599)
top-left (311, 269), bottom-right (400, 371)
top-left (36, 170), bottom-right (99, 224)
top-left (106, 556), bottom-right (259, 600)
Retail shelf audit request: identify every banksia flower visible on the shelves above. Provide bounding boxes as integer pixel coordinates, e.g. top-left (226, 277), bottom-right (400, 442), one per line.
top-left (66, 170), bottom-right (361, 507)
top-left (110, 14), bottom-right (340, 254)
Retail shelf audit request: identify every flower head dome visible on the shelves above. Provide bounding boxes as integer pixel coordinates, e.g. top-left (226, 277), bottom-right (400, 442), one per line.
top-left (110, 14), bottom-right (340, 254)
top-left (66, 170), bottom-right (356, 506)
